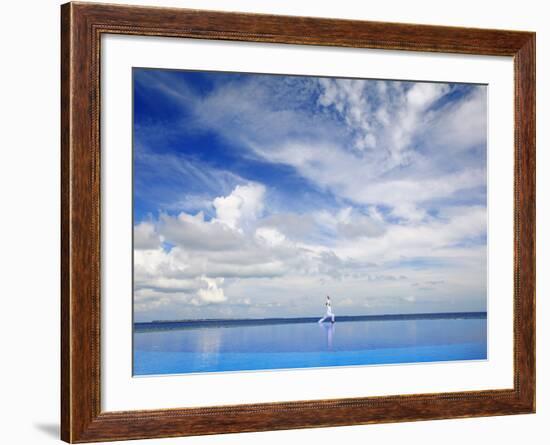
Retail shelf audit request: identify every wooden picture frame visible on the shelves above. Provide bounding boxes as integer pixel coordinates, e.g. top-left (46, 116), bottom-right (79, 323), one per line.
top-left (61, 2), bottom-right (535, 442)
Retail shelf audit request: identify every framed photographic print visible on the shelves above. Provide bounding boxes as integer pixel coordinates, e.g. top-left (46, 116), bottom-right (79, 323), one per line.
top-left (61, 2), bottom-right (535, 442)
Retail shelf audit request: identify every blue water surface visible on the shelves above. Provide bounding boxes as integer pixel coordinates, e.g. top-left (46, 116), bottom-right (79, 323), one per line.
top-left (133, 317), bottom-right (487, 375)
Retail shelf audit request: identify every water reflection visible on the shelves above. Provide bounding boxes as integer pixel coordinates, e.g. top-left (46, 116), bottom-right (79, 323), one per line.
top-left (135, 318), bottom-right (487, 354)
top-left (134, 318), bottom-right (487, 375)
top-left (197, 325), bottom-right (222, 354)
top-left (319, 322), bottom-right (335, 350)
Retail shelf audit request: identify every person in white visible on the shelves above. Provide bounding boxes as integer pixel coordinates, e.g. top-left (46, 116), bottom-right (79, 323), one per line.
top-left (318, 295), bottom-right (335, 323)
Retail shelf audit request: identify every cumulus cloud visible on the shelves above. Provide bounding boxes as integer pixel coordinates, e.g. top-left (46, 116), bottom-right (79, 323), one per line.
top-left (134, 221), bottom-right (162, 250)
top-left (197, 276), bottom-right (226, 303)
top-left (160, 211), bottom-right (243, 251)
top-left (259, 213), bottom-right (316, 241)
top-left (213, 183), bottom-right (265, 230)
top-left (255, 226), bottom-right (286, 246)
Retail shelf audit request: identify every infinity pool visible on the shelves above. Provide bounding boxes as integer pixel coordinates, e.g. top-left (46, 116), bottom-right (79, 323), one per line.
top-left (133, 314), bottom-right (486, 376)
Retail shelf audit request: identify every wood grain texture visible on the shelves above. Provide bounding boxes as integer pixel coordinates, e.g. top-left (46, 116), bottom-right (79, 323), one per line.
top-left (60, 2), bottom-right (536, 442)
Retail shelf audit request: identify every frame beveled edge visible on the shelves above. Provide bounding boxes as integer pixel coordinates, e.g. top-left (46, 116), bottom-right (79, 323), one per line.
top-left (60, 2), bottom-right (535, 443)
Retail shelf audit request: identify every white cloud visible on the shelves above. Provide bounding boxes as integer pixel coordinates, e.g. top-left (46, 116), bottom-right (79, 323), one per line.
top-left (259, 213), bottom-right (316, 240)
top-left (255, 226), bottom-right (286, 246)
top-left (335, 207), bottom-right (386, 238)
top-left (427, 86), bottom-right (487, 153)
top-left (317, 79), bottom-right (451, 165)
top-left (334, 205), bottom-right (487, 265)
top-left (134, 287), bottom-right (193, 313)
top-left (134, 221), bottom-right (162, 250)
top-left (213, 183), bottom-right (265, 231)
top-left (160, 211), bottom-right (242, 251)
top-left (407, 82), bottom-right (449, 109)
top-left (348, 169), bottom-right (486, 209)
top-left (134, 198), bottom-right (486, 318)
top-left (239, 138), bottom-right (485, 225)
top-left (197, 276), bottom-right (226, 303)
top-left (318, 78), bottom-right (375, 151)
top-left (144, 73), bottom-right (486, 219)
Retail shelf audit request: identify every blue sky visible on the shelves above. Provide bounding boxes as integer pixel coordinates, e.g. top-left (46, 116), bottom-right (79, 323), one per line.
top-left (133, 68), bottom-right (487, 322)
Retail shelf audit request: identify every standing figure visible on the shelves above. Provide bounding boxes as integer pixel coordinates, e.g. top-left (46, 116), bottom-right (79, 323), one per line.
top-left (318, 295), bottom-right (335, 323)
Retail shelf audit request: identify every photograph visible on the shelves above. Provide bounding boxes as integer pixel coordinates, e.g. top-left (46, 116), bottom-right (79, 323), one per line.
top-left (132, 68), bottom-right (488, 376)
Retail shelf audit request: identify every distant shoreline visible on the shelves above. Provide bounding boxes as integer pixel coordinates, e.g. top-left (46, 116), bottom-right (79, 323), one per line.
top-left (134, 311), bottom-right (487, 332)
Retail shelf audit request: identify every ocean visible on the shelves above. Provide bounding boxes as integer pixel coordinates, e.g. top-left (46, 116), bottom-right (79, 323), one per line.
top-left (133, 312), bottom-right (487, 376)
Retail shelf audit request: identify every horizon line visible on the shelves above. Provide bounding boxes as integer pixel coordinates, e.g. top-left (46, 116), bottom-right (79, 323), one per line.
top-left (135, 311), bottom-right (487, 326)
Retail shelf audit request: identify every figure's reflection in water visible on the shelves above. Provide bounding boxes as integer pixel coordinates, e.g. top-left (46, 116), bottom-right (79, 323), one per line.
top-left (319, 322), bottom-right (335, 350)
